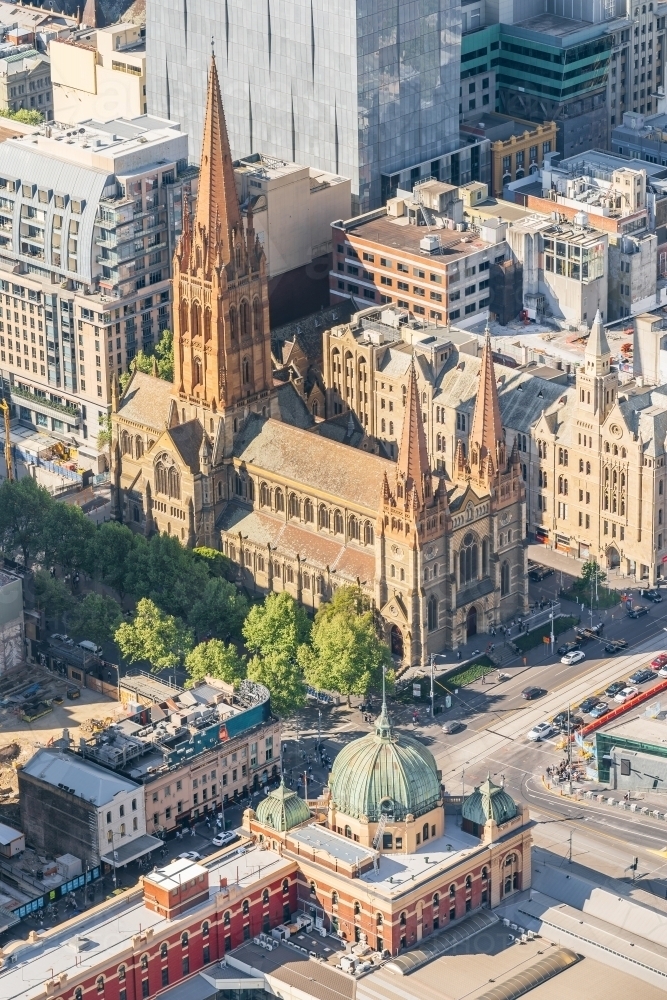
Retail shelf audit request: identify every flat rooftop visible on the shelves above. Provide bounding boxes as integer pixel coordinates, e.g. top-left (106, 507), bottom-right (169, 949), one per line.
top-left (339, 213), bottom-right (495, 264)
top-left (513, 12), bottom-right (605, 39)
top-left (144, 856), bottom-right (208, 891)
top-left (21, 748), bottom-right (140, 805)
top-left (463, 113), bottom-right (543, 142)
top-left (0, 845), bottom-right (291, 1000)
top-left (600, 715), bottom-right (667, 746)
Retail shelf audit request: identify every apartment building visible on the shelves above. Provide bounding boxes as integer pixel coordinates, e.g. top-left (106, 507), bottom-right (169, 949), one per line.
top-left (0, 115), bottom-right (196, 468)
top-left (51, 22), bottom-right (146, 125)
top-left (460, 114), bottom-right (557, 196)
top-left (0, 48), bottom-right (52, 119)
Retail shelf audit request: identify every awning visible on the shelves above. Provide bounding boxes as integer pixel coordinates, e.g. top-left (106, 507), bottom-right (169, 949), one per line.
top-left (101, 833), bottom-right (163, 867)
top-left (0, 905), bottom-right (20, 934)
top-left (385, 910), bottom-right (499, 975)
top-left (154, 974), bottom-right (218, 1000)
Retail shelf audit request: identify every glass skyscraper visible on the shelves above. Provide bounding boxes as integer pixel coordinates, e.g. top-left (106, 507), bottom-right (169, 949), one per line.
top-left (147, 0), bottom-right (462, 212)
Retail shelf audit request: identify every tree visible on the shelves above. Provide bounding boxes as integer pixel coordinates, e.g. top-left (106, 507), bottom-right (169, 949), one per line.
top-left (114, 597), bottom-right (193, 670)
top-left (96, 413), bottom-right (113, 468)
top-left (33, 569), bottom-right (74, 619)
top-left (42, 501), bottom-right (96, 583)
top-left (67, 593), bottom-right (122, 647)
top-left (243, 591), bottom-right (311, 660)
top-left (300, 585), bottom-right (393, 704)
top-left (0, 108), bottom-right (43, 125)
top-left (187, 577), bottom-right (248, 642)
top-left (91, 521), bottom-right (140, 598)
top-left (185, 639), bottom-right (245, 687)
top-left (154, 328), bottom-right (174, 382)
top-left (124, 532), bottom-right (209, 619)
top-left (192, 546), bottom-right (234, 580)
top-left (0, 477), bottom-right (52, 569)
top-left (581, 558), bottom-right (606, 586)
top-left (247, 650), bottom-right (306, 716)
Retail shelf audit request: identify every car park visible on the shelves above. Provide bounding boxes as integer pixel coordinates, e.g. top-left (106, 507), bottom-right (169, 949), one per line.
top-left (629, 668), bottom-right (654, 684)
top-left (627, 606), bottom-right (650, 618)
top-left (527, 721), bottom-right (555, 741)
top-left (614, 686), bottom-right (639, 704)
top-left (179, 851), bottom-right (202, 861)
top-left (212, 832), bottom-right (237, 848)
top-left (577, 696), bottom-right (601, 714)
top-left (651, 653), bottom-right (667, 670)
top-left (589, 702), bottom-right (611, 719)
top-left (521, 686), bottom-right (545, 700)
top-left (442, 720), bottom-right (463, 734)
top-left (561, 650), bottom-right (585, 665)
top-left (605, 681), bottom-right (627, 697)
top-left (557, 640), bottom-right (580, 656)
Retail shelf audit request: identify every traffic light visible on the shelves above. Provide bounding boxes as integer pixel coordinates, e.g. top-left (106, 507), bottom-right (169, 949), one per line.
top-left (632, 857), bottom-right (639, 870)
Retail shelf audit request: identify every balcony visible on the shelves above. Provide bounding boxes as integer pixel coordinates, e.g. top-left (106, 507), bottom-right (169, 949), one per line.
top-left (10, 383), bottom-right (81, 426)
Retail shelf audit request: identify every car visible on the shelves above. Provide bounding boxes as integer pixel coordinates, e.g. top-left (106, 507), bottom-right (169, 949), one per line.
top-left (575, 623), bottom-right (604, 639)
top-left (557, 640), bottom-right (580, 656)
top-left (627, 606), bottom-right (650, 618)
top-left (605, 639), bottom-right (628, 654)
top-left (629, 668), bottom-right (654, 684)
top-left (51, 695), bottom-right (64, 706)
top-left (178, 851), bottom-right (202, 862)
top-left (577, 696), bottom-right (601, 714)
top-left (521, 686), bottom-right (545, 700)
top-left (66, 687), bottom-right (80, 700)
top-left (605, 681), bottom-right (627, 697)
top-left (561, 650), bottom-right (586, 665)
top-left (50, 632), bottom-right (67, 642)
top-left (442, 720), bottom-right (463, 734)
top-left (527, 721), bottom-right (555, 741)
top-left (659, 665), bottom-right (667, 678)
top-left (651, 653), bottom-right (667, 670)
top-left (589, 702), bottom-right (611, 719)
top-left (641, 589), bottom-right (663, 603)
top-left (551, 711), bottom-right (584, 732)
top-left (529, 566), bottom-right (554, 582)
top-left (614, 686), bottom-right (639, 703)
top-left (212, 831), bottom-right (238, 848)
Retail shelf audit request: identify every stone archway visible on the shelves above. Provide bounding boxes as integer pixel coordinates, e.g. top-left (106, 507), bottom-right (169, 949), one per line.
top-left (466, 605), bottom-right (478, 638)
top-left (390, 625), bottom-right (404, 658)
top-left (606, 546), bottom-right (620, 570)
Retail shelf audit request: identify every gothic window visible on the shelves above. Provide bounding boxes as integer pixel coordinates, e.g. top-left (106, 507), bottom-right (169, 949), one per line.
top-left (235, 473), bottom-right (243, 496)
top-left (236, 246), bottom-right (242, 269)
top-left (240, 299), bottom-right (250, 338)
top-left (288, 493), bottom-right (299, 518)
top-left (312, 401), bottom-right (318, 417)
top-left (427, 595), bottom-right (437, 631)
top-left (180, 298), bottom-right (188, 334)
top-left (661, 481), bottom-right (664, 496)
top-left (304, 499), bottom-right (314, 523)
top-left (318, 505), bottom-right (329, 529)
top-left (459, 533), bottom-right (478, 585)
top-left (275, 489), bottom-right (285, 512)
top-left (242, 357), bottom-right (250, 384)
top-left (364, 521), bottom-right (374, 545)
top-left (382, 418), bottom-right (386, 433)
top-left (501, 561), bottom-right (510, 596)
top-left (168, 466), bottom-right (180, 500)
top-left (253, 297), bottom-right (263, 336)
top-left (333, 510), bottom-right (344, 534)
top-left (482, 538), bottom-right (488, 575)
top-left (193, 356), bottom-right (202, 386)
top-left (191, 301), bottom-right (201, 339)
top-left (204, 307), bottom-right (212, 341)
top-left (260, 482), bottom-right (270, 507)
top-left (229, 306), bottom-right (237, 339)
top-left (349, 515), bottom-right (360, 540)
top-left (605, 442), bottom-right (610, 453)
top-left (135, 436), bottom-right (144, 458)
top-left (155, 462), bottom-right (168, 495)
top-left (579, 459), bottom-right (584, 472)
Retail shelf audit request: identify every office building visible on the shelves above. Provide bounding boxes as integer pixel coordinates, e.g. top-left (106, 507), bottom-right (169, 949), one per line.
top-left (50, 22), bottom-right (146, 125)
top-left (147, 0), bottom-right (462, 212)
top-left (0, 48), bottom-right (51, 119)
top-left (0, 115), bottom-right (196, 469)
top-left (460, 113), bottom-right (557, 196)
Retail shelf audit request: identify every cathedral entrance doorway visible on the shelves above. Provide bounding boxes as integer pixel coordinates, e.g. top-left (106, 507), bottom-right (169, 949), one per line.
top-left (466, 606), bottom-right (477, 638)
top-left (606, 546), bottom-right (620, 570)
top-left (390, 625), bottom-right (404, 658)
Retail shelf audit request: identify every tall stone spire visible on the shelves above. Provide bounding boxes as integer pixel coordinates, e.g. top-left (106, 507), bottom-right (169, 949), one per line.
top-left (194, 49), bottom-right (242, 265)
top-left (469, 323), bottom-right (503, 473)
top-left (397, 358), bottom-right (430, 505)
top-left (81, 0), bottom-right (99, 27)
top-left (584, 308), bottom-right (611, 376)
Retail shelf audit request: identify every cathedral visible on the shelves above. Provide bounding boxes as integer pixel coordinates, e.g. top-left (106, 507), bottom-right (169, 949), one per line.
top-left (110, 54), bottom-right (527, 666)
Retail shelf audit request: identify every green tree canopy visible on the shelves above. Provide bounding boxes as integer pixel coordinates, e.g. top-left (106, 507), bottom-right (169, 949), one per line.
top-left (0, 477), bottom-right (52, 569)
top-left (243, 591), bottom-right (311, 660)
top-left (42, 501), bottom-right (96, 582)
top-left (247, 650), bottom-right (306, 716)
top-left (124, 532), bottom-right (209, 619)
top-left (192, 546), bottom-right (234, 580)
top-left (185, 639), bottom-right (246, 688)
top-left (300, 585), bottom-right (393, 703)
top-left (91, 521), bottom-right (140, 598)
top-left (187, 577), bottom-right (248, 642)
top-left (33, 569), bottom-right (74, 619)
top-left (114, 597), bottom-right (193, 670)
top-left (154, 328), bottom-right (174, 382)
top-left (581, 558), bottom-right (606, 586)
top-left (0, 108), bottom-right (43, 125)
top-left (67, 593), bottom-right (122, 647)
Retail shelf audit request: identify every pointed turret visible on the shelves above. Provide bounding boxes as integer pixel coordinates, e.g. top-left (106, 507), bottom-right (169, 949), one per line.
top-left (584, 308), bottom-right (611, 377)
top-left (469, 323), bottom-right (503, 476)
top-left (81, 0), bottom-right (99, 28)
top-left (187, 496), bottom-right (196, 548)
top-left (144, 481), bottom-right (154, 537)
top-left (397, 359), bottom-right (430, 505)
top-left (194, 51), bottom-right (242, 267)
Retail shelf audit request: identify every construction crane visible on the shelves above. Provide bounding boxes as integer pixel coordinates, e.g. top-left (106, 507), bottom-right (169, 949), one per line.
top-left (0, 398), bottom-right (13, 481)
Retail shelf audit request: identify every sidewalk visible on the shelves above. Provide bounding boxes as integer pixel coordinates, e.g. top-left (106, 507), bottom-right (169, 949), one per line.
top-left (530, 542), bottom-right (648, 593)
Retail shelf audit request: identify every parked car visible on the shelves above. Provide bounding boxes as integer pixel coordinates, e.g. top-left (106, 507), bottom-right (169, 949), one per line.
top-left (641, 589), bottom-right (663, 603)
top-left (605, 639), bottom-right (628, 654)
top-left (659, 665), bottom-right (667, 678)
top-left (529, 566), bottom-right (554, 582)
top-left (629, 668), bottom-right (654, 684)
top-left (589, 702), bottom-right (611, 719)
top-left (575, 623), bottom-right (604, 638)
top-left (651, 653), bottom-right (667, 670)
top-left (78, 639), bottom-right (103, 656)
top-left (50, 633), bottom-right (67, 642)
top-left (557, 640), bottom-right (580, 656)
top-left (527, 721), bottom-right (555, 741)
top-left (561, 650), bottom-right (586, 666)
top-left (614, 686), bottom-right (639, 704)
top-left (441, 720), bottom-right (463, 734)
top-left (66, 687), bottom-right (80, 700)
top-left (551, 711), bottom-right (584, 732)
top-left (178, 851), bottom-right (202, 862)
top-left (521, 686), bottom-right (546, 700)
top-left (212, 832), bottom-right (238, 848)
top-left (577, 696), bottom-right (601, 714)
top-left (604, 681), bottom-right (627, 697)
top-left (627, 606), bottom-right (650, 618)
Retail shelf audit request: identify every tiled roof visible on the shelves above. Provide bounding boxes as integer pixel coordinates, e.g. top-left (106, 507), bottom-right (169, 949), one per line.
top-left (234, 415), bottom-right (392, 510)
top-left (117, 371), bottom-right (173, 431)
top-left (168, 420), bottom-right (204, 472)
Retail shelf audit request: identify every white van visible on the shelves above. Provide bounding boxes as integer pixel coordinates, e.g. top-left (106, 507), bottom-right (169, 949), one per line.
top-left (78, 640), bottom-right (102, 656)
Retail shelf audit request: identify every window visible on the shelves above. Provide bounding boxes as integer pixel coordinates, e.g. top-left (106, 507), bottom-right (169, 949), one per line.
top-left (96, 977), bottom-right (105, 994)
top-left (621, 758), bottom-right (631, 776)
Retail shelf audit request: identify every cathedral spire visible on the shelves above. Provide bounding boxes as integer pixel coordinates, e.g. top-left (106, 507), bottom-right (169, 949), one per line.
top-left (194, 50), bottom-right (242, 264)
top-left (397, 358), bottom-right (430, 504)
top-left (469, 323), bottom-right (503, 470)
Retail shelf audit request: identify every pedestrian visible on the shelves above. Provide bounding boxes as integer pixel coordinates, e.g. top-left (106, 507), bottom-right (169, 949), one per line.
top-left (190, 826), bottom-right (195, 838)
top-left (457, 650), bottom-right (462, 661)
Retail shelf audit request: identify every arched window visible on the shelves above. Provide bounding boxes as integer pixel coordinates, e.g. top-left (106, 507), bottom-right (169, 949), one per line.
top-left (193, 356), bottom-right (203, 386)
top-left (202, 921), bottom-right (209, 937)
top-left (332, 891), bottom-right (339, 906)
top-left (253, 297), bottom-right (263, 336)
top-left (155, 461), bottom-right (168, 495)
top-left (579, 458), bottom-right (584, 472)
top-left (427, 595), bottom-right (437, 632)
top-left (229, 305), bottom-right (237, 339)
top-left (240, 299), bottom-right (250, 338)
top-left (349, 515), bottom-right (360, 540)
top-left (75, 990), bottom-right (83, 1000)
top-left (180, 298), bottom-right (189, 334)
top-left (482, 867), bottom-right (488, 880)
top-left (376, 911), bottom-right (383, 926)
top-left (262, 888), bottom-right (270, 905)
top-left (96, 976), bottom-right (105, 994)
top-left (191, 301), bottom-right (201, 339)
top-left (344, 825), bottom-right (352, 838)
top-left (224, 910), bottom-right (231, 925)
top-left (399, 911), bottom-right (406, 926)
top-left (135, 436), bottom-right (144, 458)
top-left (160, 942), bottom-right (168, 958)
top-left (121, 430), bottom-right (131, 456)
top-left (319, 504), bottom-right (329, 529)
top-left (482, 538), bottom-right (488, 575)
top-left (275, 489), bottom-right (284, 512)
top-left (661, 481), bottom-right (664, 496)
top-left (260, 482), bottom-right (270, 507)
top-left (465, 874), bottom-right (472, 889)
top-left (204, 306), bottom-right (212, 341)
top-left (118, 966), bottom-right (126, 982)
top-left (242, 899), bottom-right (250, 914)
top-left (333, 510), bottom-right (343, 534)
top-left (304, 499), bottom-right (314, 522)
top-left (422, 822), bottom-right (430, 841)
top-left (309, 882), bottom-right (316, 897)
top-left (433, 893), bottom-right (440, 907)
top-left (449, 883), bottom-right (456, 898)
top-left (282, 879), bottom-right (289, 894)
top-left (501, 561), bottom-right (510, 596)
top-left (364, 521), bottom-right (374, 545)
top-left (586, 461), bottom-right (591, 475)
top-left (459, 532), bottom-right (478, 585)
top-left (354, 901), bottom-right (361, 915)
top-left (289, 493), bottom-right (299, 518)
top-left (141, 954), bottom-right (149, 970)
top-left (168, 466), bottom-right (180, 499)
top-left (181, 932), bottom-right (189, 947)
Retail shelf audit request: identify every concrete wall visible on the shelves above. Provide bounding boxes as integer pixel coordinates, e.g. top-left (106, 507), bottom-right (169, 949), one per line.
top-left (609, 747), bottom-right (667, 792)
top-left (18, 771), bottom-right (99, 863)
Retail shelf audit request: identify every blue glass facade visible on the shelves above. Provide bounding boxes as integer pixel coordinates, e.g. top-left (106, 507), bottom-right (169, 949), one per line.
top-left (147, 0), bottom-right (462, 211)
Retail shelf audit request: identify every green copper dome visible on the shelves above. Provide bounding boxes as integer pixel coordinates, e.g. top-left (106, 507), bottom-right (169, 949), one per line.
top-left (462, 776), bottom-right (517, 828)
top-left (256, 779), bottom-right (311, 832)
top-left (329, 703), bottom-right (441, 823)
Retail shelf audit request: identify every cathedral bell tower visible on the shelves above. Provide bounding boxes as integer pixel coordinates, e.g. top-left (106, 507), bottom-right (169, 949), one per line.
top-left (576, 309), bottom-right (618, 424)
top-left (172, 52), bottom-right (272, 412)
